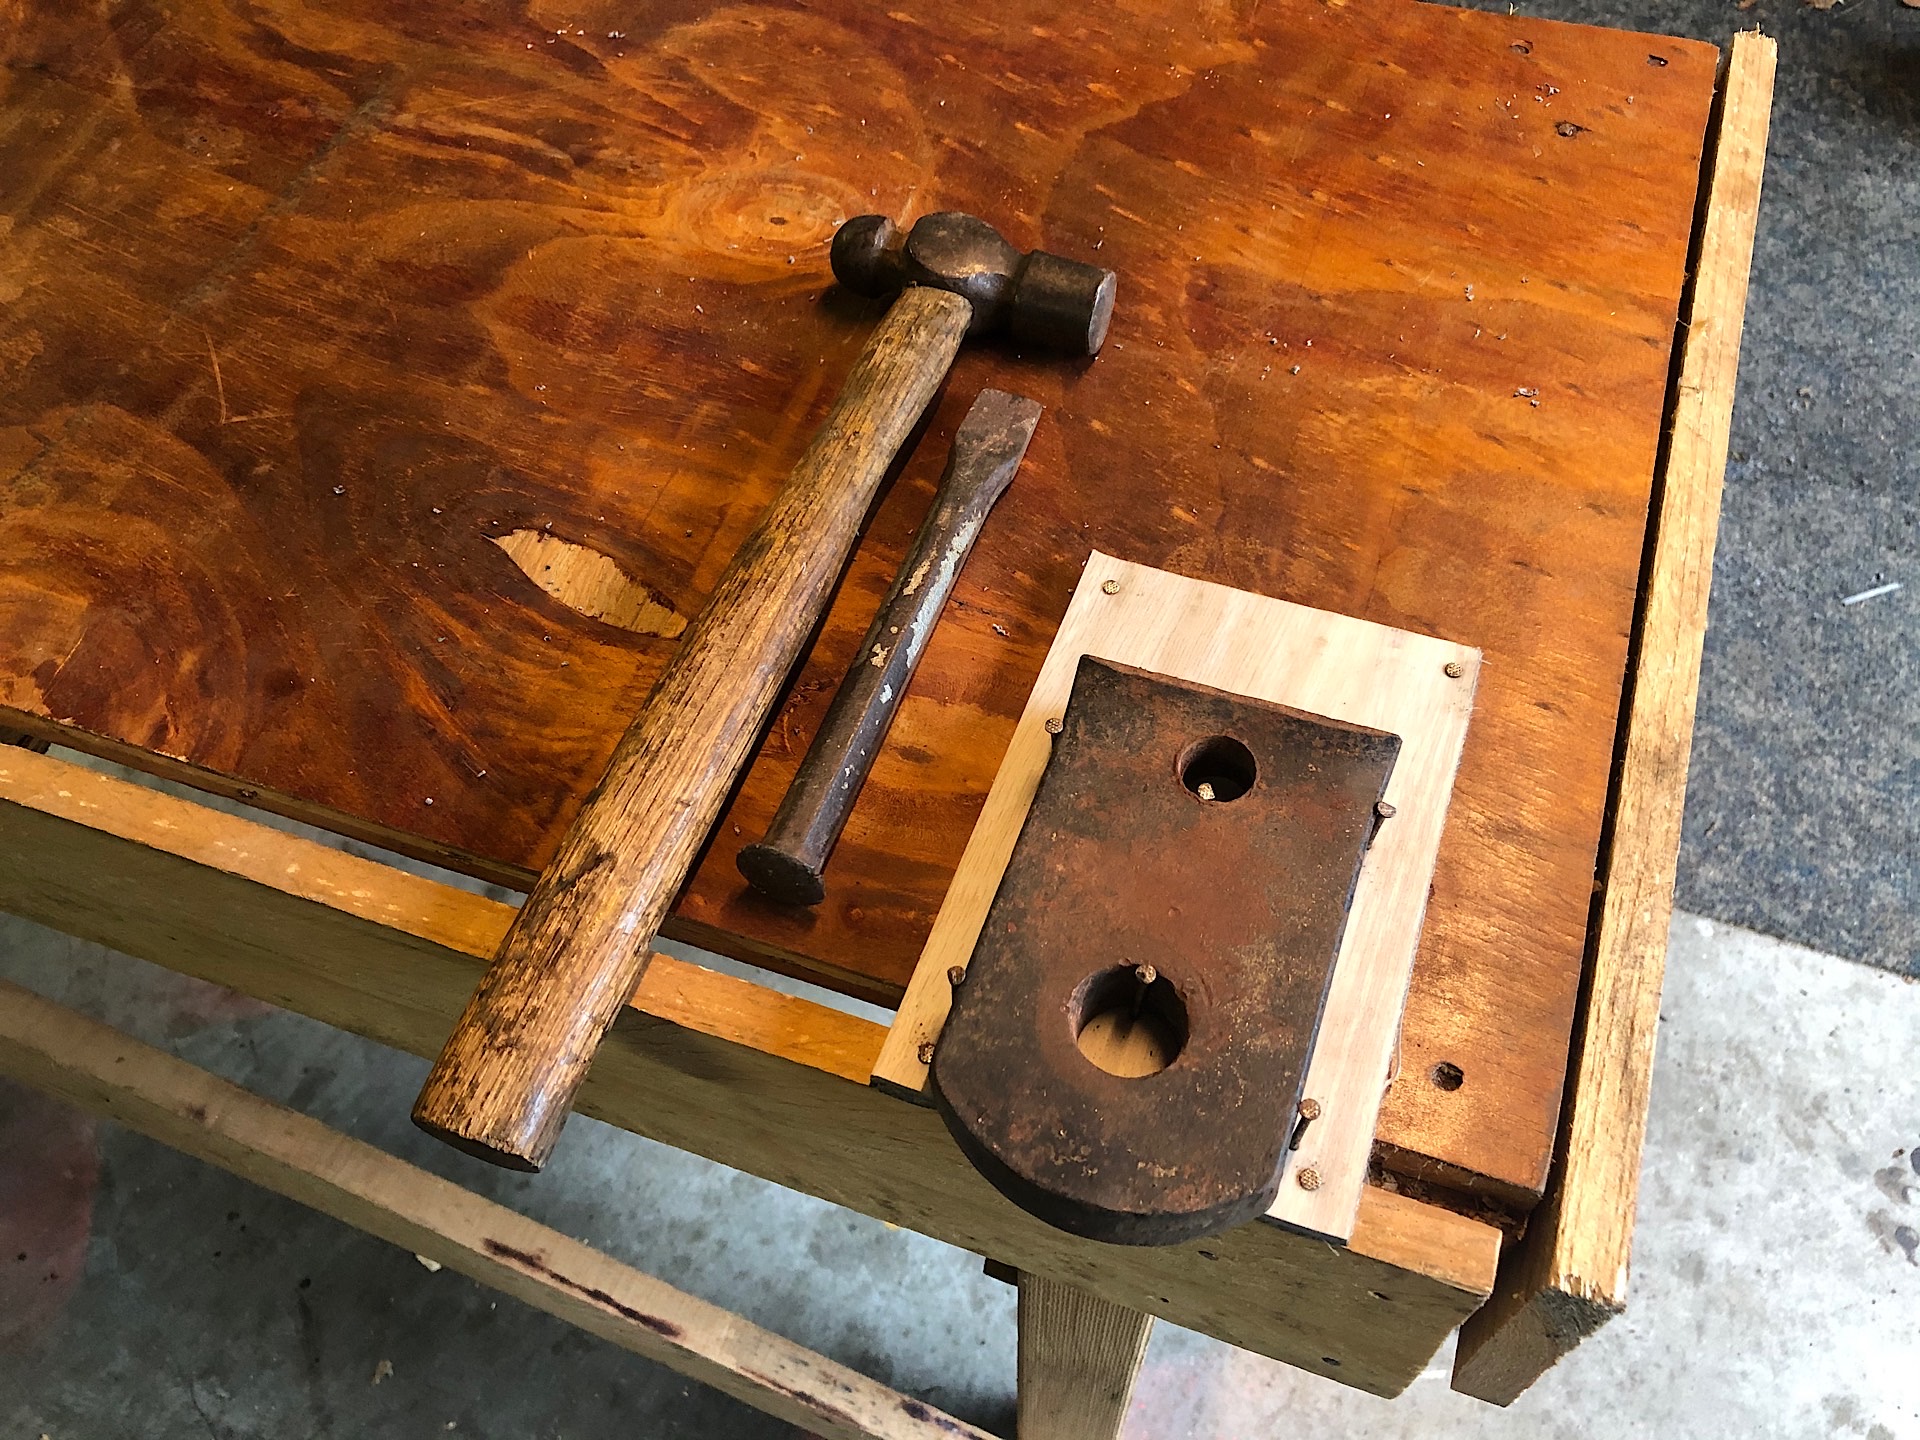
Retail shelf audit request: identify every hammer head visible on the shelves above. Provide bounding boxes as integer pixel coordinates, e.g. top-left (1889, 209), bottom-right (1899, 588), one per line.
top-left (831, 212), bottom-right (1116, 358)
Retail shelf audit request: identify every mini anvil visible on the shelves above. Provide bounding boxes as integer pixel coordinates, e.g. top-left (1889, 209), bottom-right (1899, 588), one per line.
top-left (931, 657), bottom-right (1400, 1245)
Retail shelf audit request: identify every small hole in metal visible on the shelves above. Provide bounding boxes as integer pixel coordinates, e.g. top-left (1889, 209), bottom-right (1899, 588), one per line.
top-left (1179, 735), bottom-right (1256, 802)
top-left (1431, 1061), bottom-right (1465, 1092)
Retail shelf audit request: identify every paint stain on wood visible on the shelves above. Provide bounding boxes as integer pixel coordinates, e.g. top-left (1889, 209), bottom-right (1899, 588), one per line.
top-left (480, 1238), bottom-right (686, 1339)
top-left (492, 530), bottom-right (686, 639)
top-left (0, 1079), bottom-right (96, 1346)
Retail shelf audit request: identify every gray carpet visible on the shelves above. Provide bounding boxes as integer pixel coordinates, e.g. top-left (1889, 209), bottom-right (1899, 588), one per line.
top-left (1469, 1), bottom-right (1920, 970)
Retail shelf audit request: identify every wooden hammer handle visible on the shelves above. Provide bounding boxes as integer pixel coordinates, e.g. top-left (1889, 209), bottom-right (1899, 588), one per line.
top-left (413, 286), bottom-right (974, 1170)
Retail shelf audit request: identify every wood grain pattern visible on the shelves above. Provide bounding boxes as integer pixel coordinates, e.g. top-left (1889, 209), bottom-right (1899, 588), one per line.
top-left (1451, 33), bottom-right (1775, 1405)
top-left (0, 1), bottom-right (1722, 1203)
top-left (875, 553), bottom-right (1479, 1244)
top-left (1016, 1273), bottom-right (1153, 1440)
top-left (414, 284), bottom-right (969, 1171)
top-left (0, 743), bottom-right (1500, 1395)
top-left (0, 979), bottom-right (995, 1440)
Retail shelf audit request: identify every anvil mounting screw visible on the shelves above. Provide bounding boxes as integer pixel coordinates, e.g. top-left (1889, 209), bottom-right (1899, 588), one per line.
top-left (1101, 578), bottom-right (1121, 595)
top-left (1298, 1098), bottom-right (1323, 1121)
top-left (1134, 964), bottom-right (1158, 986)
top-left (917, 1041), bottom-right (936, 1066)
top-left (1374, 800), bottom-right (1397, 820)
top-left (1044, 717), bottom-right (1064, 734)
top-left (1444, 661), bottom-right (1465, 679)
top-left (1196, 781), bottom-right (1217, 801)
top-left (947, 965), bottom-right (968, 987)
top-left (1296, 1166), bottom-right (1322, 1191)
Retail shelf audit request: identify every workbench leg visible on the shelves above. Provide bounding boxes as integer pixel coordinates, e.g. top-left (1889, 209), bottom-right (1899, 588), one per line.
top-left (1016, 1272), bottom-right (1153, 1440)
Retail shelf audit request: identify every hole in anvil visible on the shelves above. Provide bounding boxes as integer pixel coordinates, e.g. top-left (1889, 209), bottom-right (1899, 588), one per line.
top-left (1179, 735), bottom-right (1256, 802)
top-left (1072, 966), bottom-right (1188, 1077)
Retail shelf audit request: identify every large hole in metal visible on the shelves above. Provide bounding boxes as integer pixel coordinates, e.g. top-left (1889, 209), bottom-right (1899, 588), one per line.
top-left (1072, 965), bottom-right (1188, 1077)
top-left (1179, 735), bottom-right (1256, 802)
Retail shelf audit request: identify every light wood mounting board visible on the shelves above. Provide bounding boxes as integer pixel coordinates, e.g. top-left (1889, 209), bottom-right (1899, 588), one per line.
top-left (873, 552), bottom-right (1479, 1242)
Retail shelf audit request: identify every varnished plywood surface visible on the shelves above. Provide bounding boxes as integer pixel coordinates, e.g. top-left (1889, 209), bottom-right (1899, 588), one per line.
top-left (0, 1), bottom-right (1720, 1201)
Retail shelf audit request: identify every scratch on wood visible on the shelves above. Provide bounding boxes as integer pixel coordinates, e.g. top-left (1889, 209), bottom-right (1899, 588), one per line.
top-left (204, 328), bottom-right (227, 423)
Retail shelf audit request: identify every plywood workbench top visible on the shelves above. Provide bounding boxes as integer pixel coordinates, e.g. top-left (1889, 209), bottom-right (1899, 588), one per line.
top-left (0, 1), bottom-right (1721, 1211)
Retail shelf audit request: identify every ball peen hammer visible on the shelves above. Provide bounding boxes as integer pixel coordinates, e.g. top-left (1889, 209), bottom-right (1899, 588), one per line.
top-left (412, 212), bottom-right (1117, 1171)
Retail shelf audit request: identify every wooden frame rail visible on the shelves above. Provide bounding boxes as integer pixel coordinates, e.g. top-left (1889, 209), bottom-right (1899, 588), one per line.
top-left (0, 978), bottom-right (992, 1440)
top-left (0, 741), bottom-right (1498, 1400)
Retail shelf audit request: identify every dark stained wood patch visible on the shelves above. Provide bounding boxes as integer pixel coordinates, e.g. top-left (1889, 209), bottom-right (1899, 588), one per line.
top-left (0, 1), bottom-right (1722, 1201)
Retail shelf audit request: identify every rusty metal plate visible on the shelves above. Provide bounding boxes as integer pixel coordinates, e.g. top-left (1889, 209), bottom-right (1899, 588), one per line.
top-left (930, 657), bottom-right (1400, 1245)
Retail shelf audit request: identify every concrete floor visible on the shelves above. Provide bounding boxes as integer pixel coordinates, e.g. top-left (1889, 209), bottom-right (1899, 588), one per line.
top-left (3, 911), bottom-right (1917, 1438)
top-left (8, 0), bottom-right (1920, 1435)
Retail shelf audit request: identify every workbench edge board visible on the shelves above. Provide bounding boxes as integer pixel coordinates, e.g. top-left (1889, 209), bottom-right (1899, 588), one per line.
top-left (0, 742), bottom-right (1498, 1394)
top-left (0, 707), bottom-right (540, 891)
top-left (1450, 30), bottom-right (1778, 1406)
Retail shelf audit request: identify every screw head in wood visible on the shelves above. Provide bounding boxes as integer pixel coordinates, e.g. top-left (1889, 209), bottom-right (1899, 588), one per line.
top-left (1444, 661), bottom-right (1465, 679)
top-left (1044, 717), bottom-right (1063, 734)
top-left (1298, 1097), bottom-right (1322, 1121)
top-left (1373, 800), bottom-right (1397, 820)
top-left (947, 965), bottom-right (968, 987)
top-left (1101, 578), bottom-right (1121, 594)
top-left (1296, 1165), bottom-right (1322, 1191)
top-left (917, 1041), bottom-right (936, 1066)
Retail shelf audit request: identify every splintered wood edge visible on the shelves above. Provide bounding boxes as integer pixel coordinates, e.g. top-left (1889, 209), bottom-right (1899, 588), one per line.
top-left (872, 551), bottom-right (1480, 1244)
top-left (0, 980), bottom-right (989, 1440)
top-left (0, 741), bottom-right (1499, 1393)
top-left (1451, 31), bottom-right (1777, 1407)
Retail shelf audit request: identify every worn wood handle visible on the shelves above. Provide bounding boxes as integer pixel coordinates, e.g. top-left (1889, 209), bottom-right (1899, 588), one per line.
top-left (413, 286), bottom-right (974, 1169)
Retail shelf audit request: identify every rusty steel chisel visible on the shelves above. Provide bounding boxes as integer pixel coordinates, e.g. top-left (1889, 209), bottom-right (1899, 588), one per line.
top-left (737, 388), bottom-right (1043, 905)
